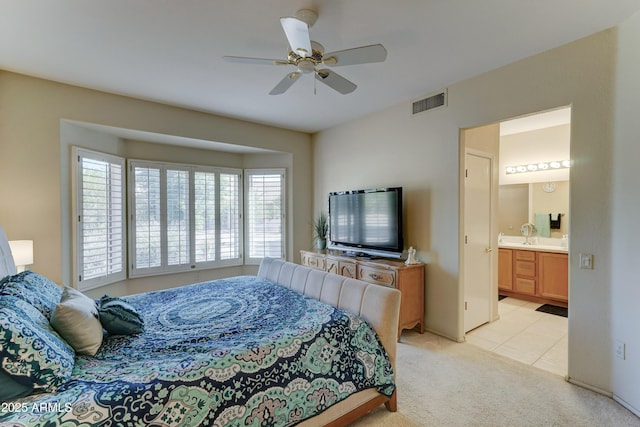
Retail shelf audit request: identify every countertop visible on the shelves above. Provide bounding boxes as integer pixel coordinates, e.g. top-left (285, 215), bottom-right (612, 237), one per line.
top-left (498, 236), bottom-right (568, 253)
top-left (498, 242), bottom-right (568, 254)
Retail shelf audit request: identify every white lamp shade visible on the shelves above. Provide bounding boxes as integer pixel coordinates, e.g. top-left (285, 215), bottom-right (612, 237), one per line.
top-left (8, 240), bottom-right (34, 272)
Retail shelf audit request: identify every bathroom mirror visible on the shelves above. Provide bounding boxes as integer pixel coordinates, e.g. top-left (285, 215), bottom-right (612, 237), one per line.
top-left (498, 180), bottom-right (569, 237)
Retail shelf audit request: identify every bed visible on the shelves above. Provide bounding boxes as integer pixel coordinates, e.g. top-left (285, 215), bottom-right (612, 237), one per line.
top-left (0, 226), bottom-right (401, 426)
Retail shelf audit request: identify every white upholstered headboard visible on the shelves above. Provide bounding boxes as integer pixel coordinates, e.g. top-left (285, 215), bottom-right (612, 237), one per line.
top-left (0, 226), bottom-right (17, 278)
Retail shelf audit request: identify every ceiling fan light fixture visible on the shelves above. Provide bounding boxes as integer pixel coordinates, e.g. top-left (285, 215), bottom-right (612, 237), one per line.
top-left (225, 9), bottom-right (385, 95)
top-left (298, 60), bottom-right (315, 74)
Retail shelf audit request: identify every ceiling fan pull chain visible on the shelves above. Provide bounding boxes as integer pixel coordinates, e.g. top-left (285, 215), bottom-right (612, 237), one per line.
top-left (314, 74), bottom-right (317, 95)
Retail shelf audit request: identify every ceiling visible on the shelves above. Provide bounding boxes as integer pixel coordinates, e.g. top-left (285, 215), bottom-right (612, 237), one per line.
top-left (500, 107), bottom-right (571, 136)
top-left (3, 1), bottom-right (640, 134)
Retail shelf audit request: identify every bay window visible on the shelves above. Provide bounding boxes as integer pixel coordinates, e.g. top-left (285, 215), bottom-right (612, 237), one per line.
top-left (73, 147), bottom-right (284, 286)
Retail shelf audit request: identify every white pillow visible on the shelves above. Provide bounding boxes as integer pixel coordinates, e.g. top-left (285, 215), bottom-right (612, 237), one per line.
top-left (51, 287), bottom-right (103, 356)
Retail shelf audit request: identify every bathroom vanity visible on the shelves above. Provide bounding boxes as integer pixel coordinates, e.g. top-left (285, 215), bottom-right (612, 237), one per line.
top-left (498, 240), bottom-right (568, 307)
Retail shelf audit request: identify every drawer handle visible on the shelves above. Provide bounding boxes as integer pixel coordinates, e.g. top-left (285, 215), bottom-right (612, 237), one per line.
top-left (369, 273), bottom-right (382, 281)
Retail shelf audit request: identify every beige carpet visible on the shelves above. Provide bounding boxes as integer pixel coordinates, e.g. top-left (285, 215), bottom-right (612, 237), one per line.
top-left (352, 332), bottom-right (639, 427)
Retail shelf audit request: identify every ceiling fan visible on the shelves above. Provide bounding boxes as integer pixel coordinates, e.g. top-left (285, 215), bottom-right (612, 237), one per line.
top-left (223, 9), bottom-right (387, 95)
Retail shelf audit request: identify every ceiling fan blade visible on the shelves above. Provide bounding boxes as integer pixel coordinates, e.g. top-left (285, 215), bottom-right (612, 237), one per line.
top-left (315, 69), bottom-right (357, 94)
top-left (280, 17), bottom-right (312, 57)
top-left (269, 71), bottom-right (302, 95)
top-left (323, 44), bottom-right (387, 66)
top-left (223, 56), bottom-right (289, 66)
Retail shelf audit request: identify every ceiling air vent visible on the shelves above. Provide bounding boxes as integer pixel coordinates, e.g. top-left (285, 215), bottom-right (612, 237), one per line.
top-left (412, 89), bottom-right (447, 115)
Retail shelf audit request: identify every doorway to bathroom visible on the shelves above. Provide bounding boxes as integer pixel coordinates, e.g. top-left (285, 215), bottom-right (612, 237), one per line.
top-left (461, 106), bottom-right (571, 377)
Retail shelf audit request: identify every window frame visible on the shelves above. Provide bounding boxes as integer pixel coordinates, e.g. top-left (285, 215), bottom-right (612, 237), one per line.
top-left (72, 147), bottom-right (127, 291)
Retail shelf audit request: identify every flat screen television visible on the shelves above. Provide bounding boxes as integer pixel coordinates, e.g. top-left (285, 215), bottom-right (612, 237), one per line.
top-left (328, 187), bottom-right (404, 258)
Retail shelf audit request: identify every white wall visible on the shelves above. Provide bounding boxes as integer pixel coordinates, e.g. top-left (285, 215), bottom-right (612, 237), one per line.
top-left (313, 28), bottom-right (619, 393)
top-left (611, 9), bottom-right (640, 416)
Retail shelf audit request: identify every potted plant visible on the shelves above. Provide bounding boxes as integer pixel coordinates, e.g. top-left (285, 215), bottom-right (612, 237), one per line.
top-left (313, 212), bottom-right (328, 250)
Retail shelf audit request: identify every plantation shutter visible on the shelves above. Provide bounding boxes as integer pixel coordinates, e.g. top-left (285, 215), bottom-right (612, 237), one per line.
top-left (166, 168), bottom-right (190, 267)
top-left (245, 169), bottom-right (285, 263)
top-left (75, 148), bottom-right (126, 290)
top-left (194, 171), bottom-right (216, 262)
top-left (131, 164), bottom-right (163, 274)
top-left (220, 172), bottom-right (241, 261)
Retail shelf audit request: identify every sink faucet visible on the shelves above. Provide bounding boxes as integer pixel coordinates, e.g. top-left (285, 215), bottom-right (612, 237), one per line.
top-left (520, 223), bottom-right (537, 245)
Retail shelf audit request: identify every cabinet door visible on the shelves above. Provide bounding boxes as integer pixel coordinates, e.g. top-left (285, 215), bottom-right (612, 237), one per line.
top-left (326, 258), bottom-right (339, 275)
top-left (538, 252), bottom-right (568, 302)
top-left (339, 261), bottom-right (357, 278)
top-left (498, 249), bottom-right (513, 291)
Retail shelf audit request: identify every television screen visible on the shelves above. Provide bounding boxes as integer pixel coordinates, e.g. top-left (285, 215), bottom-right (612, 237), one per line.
top-left (328, 187), bottom-right (403, 258)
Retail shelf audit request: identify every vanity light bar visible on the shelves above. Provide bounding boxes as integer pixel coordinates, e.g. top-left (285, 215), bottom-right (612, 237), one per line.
top-left (506, 160), bottom-right (571, 174)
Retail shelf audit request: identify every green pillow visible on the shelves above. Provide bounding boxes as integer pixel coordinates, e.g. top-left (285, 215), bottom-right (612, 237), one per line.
top-left (98, 295), bottom-right (144, 335)
top-left (51, 287), bottom-right (103, 356)
top-left (0, 369), bottom-right (33, 400)
top-left (0, 296), bottom-right (75, 395)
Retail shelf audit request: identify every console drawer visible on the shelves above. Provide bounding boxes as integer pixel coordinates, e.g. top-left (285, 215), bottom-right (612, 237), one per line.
top-left (357, 265), bottom-right (397, 288)
top-left (302, 253), bottom-right (326, 271)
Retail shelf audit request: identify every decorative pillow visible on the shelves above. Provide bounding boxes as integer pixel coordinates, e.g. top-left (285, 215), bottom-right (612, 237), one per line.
top-left (50, 287), bottom-right (103, 356)
top-left (98, 295), bottom-right (144, 335)
top-left (0, 270), bottom-right (63, 320)
top-left (0, 296), bottom-right (75, 395)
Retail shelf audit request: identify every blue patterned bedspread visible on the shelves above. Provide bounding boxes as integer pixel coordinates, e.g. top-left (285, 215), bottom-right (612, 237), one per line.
top-left (0, 276), bottom-right (394, 426)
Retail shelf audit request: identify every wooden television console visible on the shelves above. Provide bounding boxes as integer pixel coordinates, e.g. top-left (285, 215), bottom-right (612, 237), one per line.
top-left (300, 250), bottom-right (425, 338)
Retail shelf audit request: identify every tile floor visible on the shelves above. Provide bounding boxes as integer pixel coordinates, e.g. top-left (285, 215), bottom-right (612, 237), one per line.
top-left (465, 297), bottom-right (568, 377)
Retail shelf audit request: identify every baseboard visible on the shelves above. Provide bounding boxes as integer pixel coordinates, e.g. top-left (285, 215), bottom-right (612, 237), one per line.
top-left (613, 394), bottom-right (640, 418)
top-left (424, 327), bottom-right (465, 343)
top-left (567, 376), bottom-right (613, 397)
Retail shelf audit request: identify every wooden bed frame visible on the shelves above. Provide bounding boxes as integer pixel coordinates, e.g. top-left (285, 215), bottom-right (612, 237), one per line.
top-left (0, 228), bottom-right (401, 426)
top-left (258, 257), bottom-right (401, 425)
